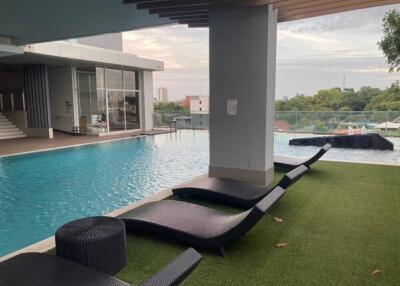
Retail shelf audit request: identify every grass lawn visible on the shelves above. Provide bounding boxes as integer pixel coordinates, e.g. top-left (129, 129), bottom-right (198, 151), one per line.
top-left (114, 161), bottom-right (400, 285)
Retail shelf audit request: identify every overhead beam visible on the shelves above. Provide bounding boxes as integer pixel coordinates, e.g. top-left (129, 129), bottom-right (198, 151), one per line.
top-left (159, 11), bottom-right (209, 17)
top-left (137, 0), bottom-right (212, 10)
top-left (123, 0), bottom-right (400, 27)
top-left (123, 0), bottom-right (158, 4)
top-left (188, 23), bottom-right (209, 28)
top-left (124, 0), bottom-right (160, 4)
top-left (179, 19), bottom-right (209, 24)
top-left (149, 5), bottom-right (212, 14)
top-left (170, 15), bottom-right (209, 20)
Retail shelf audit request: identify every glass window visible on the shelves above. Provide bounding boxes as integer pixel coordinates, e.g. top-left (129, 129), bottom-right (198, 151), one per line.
top-left (77, 72), bottom-right (107, 135)
top-left (96, 67), bottom-right (105, 90)
top-left (108, 90), bottom-right (125, 131)
top-left (124, 70), bottom-right (137, 91)
top-left (125, 91), bottom-right (140, 130)
top-left (94, 67), bottom-right (141, 132)
top-left (105, 68), bottom-right (123, 90)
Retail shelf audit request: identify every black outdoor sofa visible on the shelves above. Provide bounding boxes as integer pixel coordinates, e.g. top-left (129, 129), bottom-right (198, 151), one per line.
top-left (172, 165), bottom-right (308, 208)
top-left (274, 143), bottom-right (332, 170)
top-left (120, 186), bottom-right (286, 256)
top-left (0, 248), bottom-right (202, 286)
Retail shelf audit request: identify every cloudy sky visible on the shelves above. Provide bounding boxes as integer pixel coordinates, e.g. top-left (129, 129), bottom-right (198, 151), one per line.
top-left (123, 4), bottom-right (400, 101)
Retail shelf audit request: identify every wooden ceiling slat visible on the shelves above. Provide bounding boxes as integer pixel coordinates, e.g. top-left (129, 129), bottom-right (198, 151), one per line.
top-left (280, 0), bottom-right (395, 14)
top-left (279, 0), bottom-right (400, 21)
top-left (274, 0), bottom-right (325, 9)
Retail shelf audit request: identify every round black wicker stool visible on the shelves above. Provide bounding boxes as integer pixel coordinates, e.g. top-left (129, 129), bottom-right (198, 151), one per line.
top-left (55, 216), bottom-right (127, 275)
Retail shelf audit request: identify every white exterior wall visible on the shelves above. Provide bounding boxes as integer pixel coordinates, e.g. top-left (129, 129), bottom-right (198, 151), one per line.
top-left (24, 42), bottom-right (163, 71)
top-left (48, 66), bottom-right (76, 133)
top-left (140, 70), bottom-right (154, 131)
top-left (190, 96), bottom-right (209, 114)
top-left (209, 5), bottom-right (277, 185)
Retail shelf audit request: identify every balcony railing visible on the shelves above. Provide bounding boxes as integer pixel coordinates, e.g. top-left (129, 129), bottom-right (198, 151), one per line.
top-left (154, 110), bottom-right (400, 137)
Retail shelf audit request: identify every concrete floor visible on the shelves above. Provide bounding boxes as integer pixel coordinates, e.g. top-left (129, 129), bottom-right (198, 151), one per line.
top-left (0, 131), bottom-right (143, 156)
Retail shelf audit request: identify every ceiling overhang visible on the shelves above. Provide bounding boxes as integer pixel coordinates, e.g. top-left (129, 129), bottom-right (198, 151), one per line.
top-left (0, 0), bottom-right (398, 45)
top-left (124, 0), bottom-right (400, 27)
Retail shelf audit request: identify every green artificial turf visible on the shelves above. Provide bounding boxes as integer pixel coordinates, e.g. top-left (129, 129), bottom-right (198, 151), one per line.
top-left (115, 161), bottom-right (400, 285)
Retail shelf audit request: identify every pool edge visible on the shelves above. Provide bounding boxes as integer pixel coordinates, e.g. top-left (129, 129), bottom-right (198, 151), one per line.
top-left (0, 135), bottom-right (146, 159)
top-left (0, 173), bottom-right (209, 262)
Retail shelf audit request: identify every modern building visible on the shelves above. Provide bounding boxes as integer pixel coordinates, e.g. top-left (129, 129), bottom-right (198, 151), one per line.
top-left (0, 34), bottom-right (162, 139)
top-left (157, 87), bottom-right (168, 102)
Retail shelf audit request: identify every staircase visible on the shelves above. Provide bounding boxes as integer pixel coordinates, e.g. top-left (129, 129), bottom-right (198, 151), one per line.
top-left (0, 112), bottom-right (27, 140)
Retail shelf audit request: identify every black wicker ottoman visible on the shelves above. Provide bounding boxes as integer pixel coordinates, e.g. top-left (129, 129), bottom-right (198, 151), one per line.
top-left (55, 216), bottom-right (127, 275)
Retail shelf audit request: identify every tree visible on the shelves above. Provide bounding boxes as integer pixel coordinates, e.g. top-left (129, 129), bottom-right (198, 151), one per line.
top-left (154, 101), bottom-right (184, 111)
top-left (275, 86), bottom-right (400, 112)
top-left (365, 82), bottom-right (400, 111)
top-left (378, 10), bottom-right (400, 72)
top-left (312, 88), bottom-right (343, 111)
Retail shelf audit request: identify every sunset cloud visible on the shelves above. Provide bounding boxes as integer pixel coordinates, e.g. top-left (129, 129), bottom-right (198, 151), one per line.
top-left (123, 4), bottom-right (400, 100)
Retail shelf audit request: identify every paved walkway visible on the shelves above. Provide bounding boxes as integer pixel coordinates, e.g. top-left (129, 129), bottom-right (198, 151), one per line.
top-left (0, 131), bottom-right (142, 156)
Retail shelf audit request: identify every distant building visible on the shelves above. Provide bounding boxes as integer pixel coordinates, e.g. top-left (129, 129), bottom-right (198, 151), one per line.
top-left (157, 87), bottom-right (168, 102)
top-left (183, 95), bottom-right (209, 114)
top-left (275, 120), bottom-right (291, 131)
top-left (282, 96), bottom-right (289, 101)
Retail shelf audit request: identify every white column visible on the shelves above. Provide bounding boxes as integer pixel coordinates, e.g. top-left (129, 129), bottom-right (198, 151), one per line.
top-left (140, 70), bottom-right (154, 131)
top-left (209, 5), bottom-right (277, 185)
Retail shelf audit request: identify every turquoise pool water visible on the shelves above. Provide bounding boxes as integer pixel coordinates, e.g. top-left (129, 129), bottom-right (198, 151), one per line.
top-left (1, 130), bottom-right (399, 256)
top-left (0, 131), bottom-right (209, 256)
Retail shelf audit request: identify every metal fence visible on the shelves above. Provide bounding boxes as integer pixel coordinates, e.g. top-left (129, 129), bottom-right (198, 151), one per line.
top-left (275, 111), bottom-right (400, 136)
top-left (153, 110), bottom-right (209, 130)
top-left (154, 110), bottom-right (400, 137)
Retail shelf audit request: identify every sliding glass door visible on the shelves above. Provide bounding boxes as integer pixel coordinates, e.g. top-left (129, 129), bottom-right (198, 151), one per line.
top-left (96, 68), bottom-right (140, 132)
top-left (124, 70), bottom-right (140, 130)
top-left (77, 71), bottom-right (107, 134)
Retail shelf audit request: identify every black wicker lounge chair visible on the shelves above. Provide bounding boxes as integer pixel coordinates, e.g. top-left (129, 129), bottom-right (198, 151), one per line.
top-left (274, 143), bottom-right (332, 170)
top-left (172, 165), bottom-right (308, 208)
top-left (120, 186), bottom-right (286, 256)
top-left (0, 248), bottom-right (202, 286)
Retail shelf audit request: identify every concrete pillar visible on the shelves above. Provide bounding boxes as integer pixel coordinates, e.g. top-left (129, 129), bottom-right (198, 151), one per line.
top-left (140, 70), bottom-right (154, 131)
top-left (209, 5), bottom-right (277, 185)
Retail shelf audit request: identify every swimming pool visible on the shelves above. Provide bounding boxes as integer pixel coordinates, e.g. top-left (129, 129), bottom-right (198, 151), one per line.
top-left (0, 130), bottom-right (399, 256)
